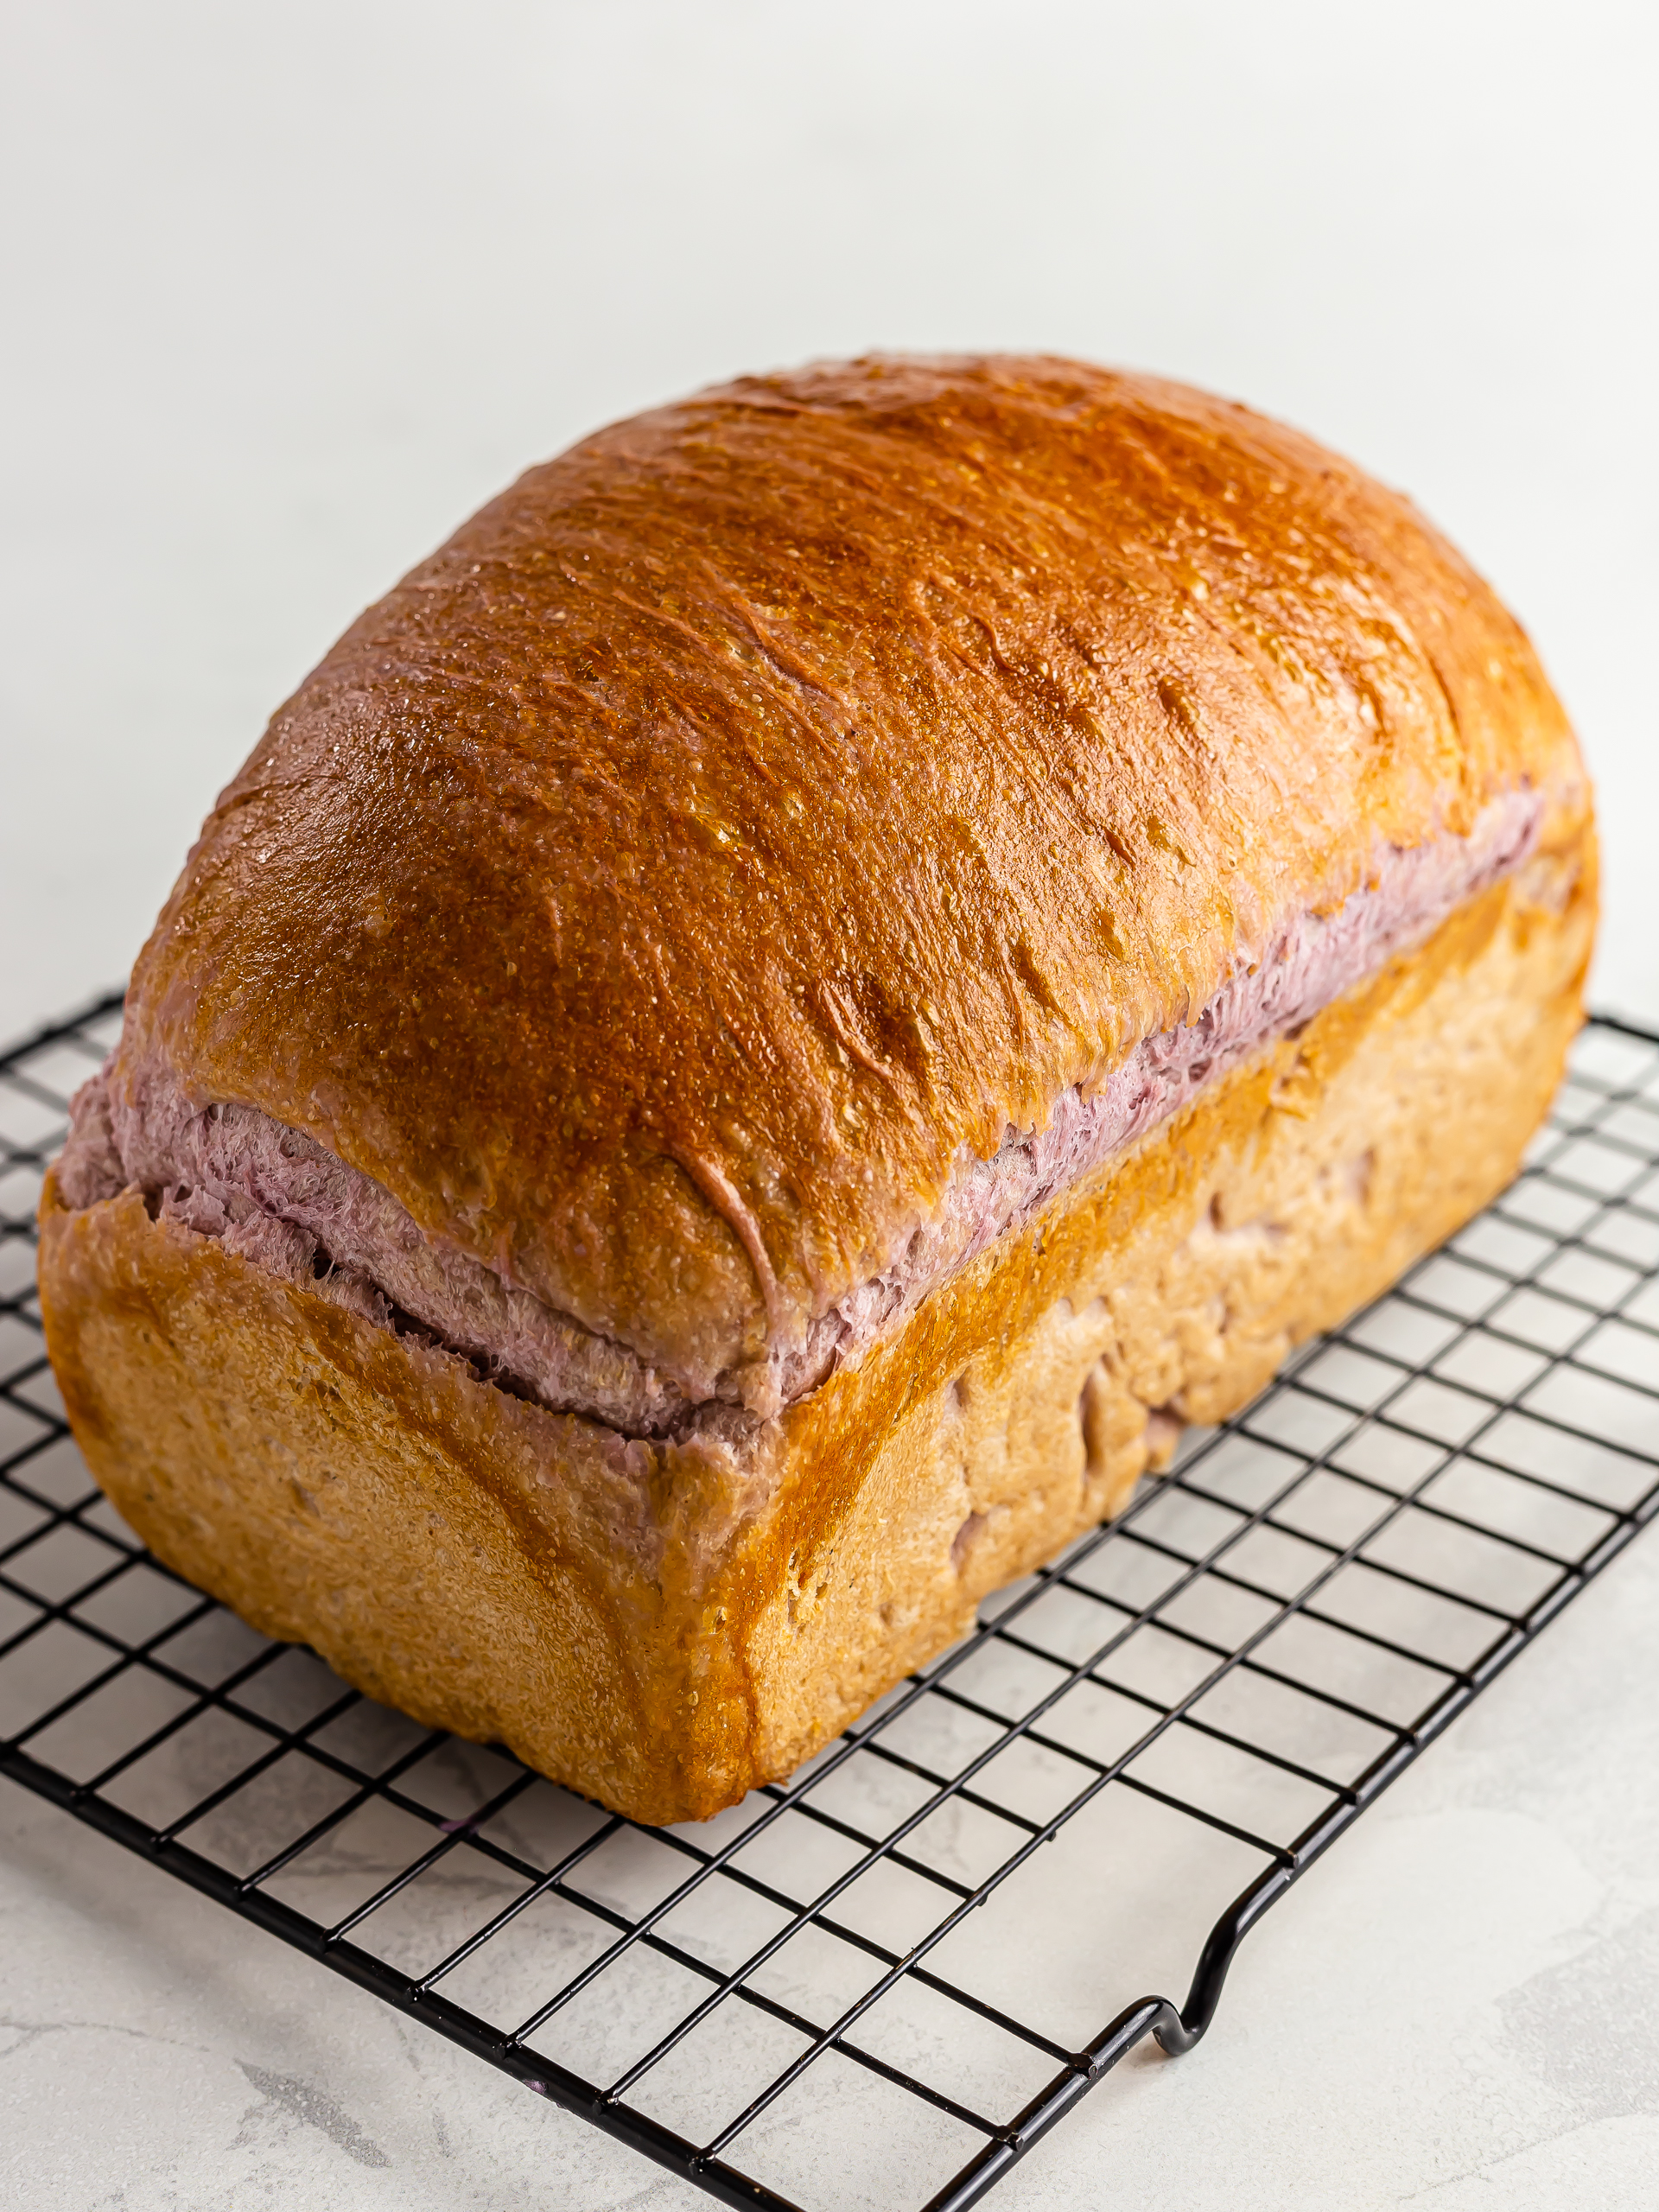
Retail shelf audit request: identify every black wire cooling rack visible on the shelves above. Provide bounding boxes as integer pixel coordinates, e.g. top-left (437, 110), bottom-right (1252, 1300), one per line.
top-left (3, 995), bottom-right (1657, 2211)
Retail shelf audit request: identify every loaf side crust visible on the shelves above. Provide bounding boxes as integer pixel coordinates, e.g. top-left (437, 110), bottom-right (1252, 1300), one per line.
top-left (39, 837), bottom-right (1592, 1822)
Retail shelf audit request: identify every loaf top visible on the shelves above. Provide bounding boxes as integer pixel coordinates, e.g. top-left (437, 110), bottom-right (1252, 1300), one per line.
top-left (119, 355), bottom-right (1584, 1395)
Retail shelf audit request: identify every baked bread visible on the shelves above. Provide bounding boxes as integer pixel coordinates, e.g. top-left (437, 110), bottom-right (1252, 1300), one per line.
top-left (39, 355), bottom-right (1595, 1824)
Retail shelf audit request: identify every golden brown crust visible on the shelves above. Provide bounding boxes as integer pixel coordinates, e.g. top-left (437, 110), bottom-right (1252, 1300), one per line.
top-left (116, 356), bottom-right (1586, 1378)
top-left (42, 839), bottom-right (1594, 1823)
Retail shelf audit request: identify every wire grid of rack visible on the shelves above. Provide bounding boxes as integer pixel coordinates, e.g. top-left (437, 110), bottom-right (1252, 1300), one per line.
top-left (2, 994), bottom-right (1657, 2212)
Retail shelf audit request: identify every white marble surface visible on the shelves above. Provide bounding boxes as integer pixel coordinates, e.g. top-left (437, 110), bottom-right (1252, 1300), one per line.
top-left (4, 5), bottom-right (1659, 2207)
top-left (3, 1516), bottom-right (1658, 2212)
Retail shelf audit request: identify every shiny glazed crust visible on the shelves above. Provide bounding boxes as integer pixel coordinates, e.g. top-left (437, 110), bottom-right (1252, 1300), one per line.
top-left (112, 355), bottom-right (1588, 1391)
top-left (39, 841), bottom-right (1594, 1823)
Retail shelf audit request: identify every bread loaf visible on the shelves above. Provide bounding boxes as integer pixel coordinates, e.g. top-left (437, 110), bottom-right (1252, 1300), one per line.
top-left (39, 356), bottom-right (1596, 1822)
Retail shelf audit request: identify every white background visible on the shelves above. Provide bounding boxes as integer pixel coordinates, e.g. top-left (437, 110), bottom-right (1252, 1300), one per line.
top-left (3, 5), bottom-right (1657, 2209)
top-left (2, 0), bottom-right (1656, 1040)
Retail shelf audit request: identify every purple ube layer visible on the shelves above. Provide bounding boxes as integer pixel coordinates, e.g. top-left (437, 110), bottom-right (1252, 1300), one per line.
top-left (59, 789), bottom-right (1543, 1441)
